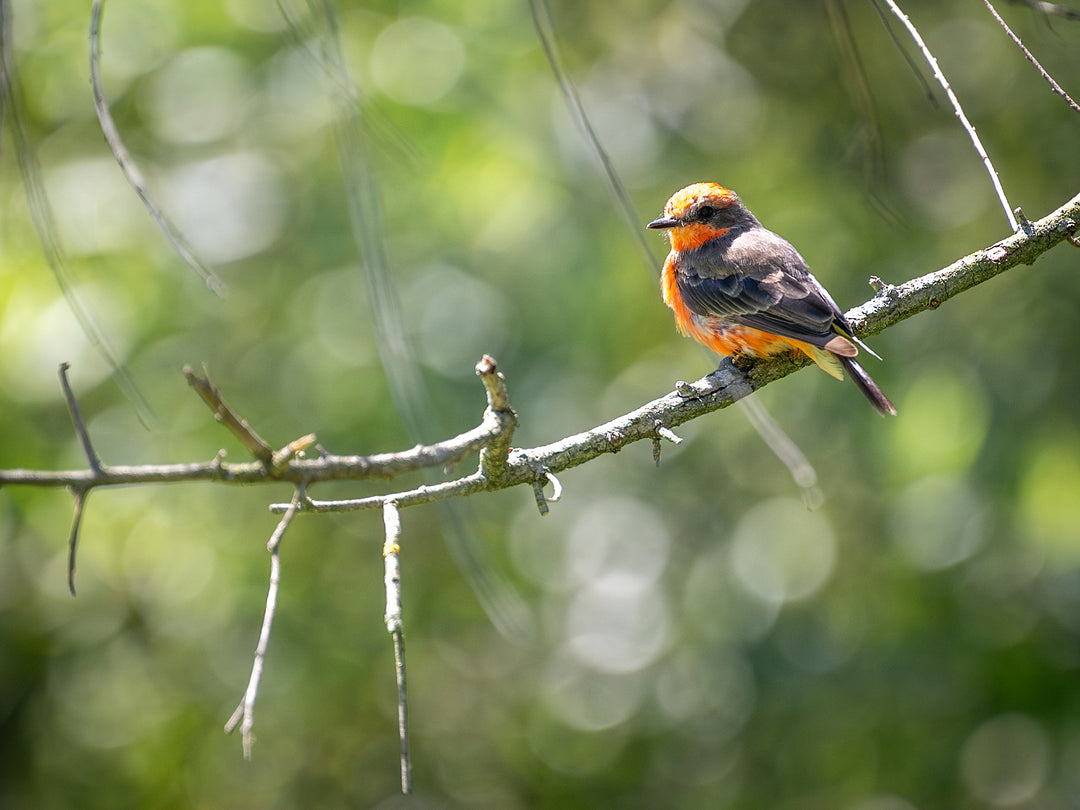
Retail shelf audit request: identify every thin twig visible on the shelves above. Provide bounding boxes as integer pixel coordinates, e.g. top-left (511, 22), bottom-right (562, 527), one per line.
top-left (382, 502), bottom-right (411, 794)
top-left (648, 421), bottom-right (682, 466)
top-left (58, 361), bottom-right (100, 597)
top-left (224, 485), bottom-right (305, 758)
top-left (89, 0), bottom-right (227, 297)
top-left (66, 489), bottom-right (88, 596)
top-left (652, 422), bottom-right (682, 468)
top-left (184, 365), bottom-right (276, 469)
top-left (290, 472), bottom-right (491, 514)
top-left (532, 478), bottom-right (550, 516)
top-left (654, 423), bottom-right (683, 447)
top-left (59, 363), bottom-right (102, 474)
top-left (530, 469), bottom-right (562, 516)
top-left (881, 0), bottom-right (1020, 232)
top-left (984, 0), bottom-right (1080, 113)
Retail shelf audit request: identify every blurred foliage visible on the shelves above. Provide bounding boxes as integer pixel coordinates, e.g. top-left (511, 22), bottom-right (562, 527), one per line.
top-left (1, 0), bottom-right (1080, 807)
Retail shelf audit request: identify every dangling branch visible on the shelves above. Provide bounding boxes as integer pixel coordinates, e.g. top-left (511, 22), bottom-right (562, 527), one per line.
top-left (381, 501), bottom-right (410, 794)
top-left (224, 485), bottom-right (306, 759)
top-left (59, 363), bottom-right (100, 594)
top-left (66, 490), bottom-right (88, 597)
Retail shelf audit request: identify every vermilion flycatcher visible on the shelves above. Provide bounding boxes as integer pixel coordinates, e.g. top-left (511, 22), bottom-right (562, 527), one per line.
top-left (648, 182), bottom-right (896, 416)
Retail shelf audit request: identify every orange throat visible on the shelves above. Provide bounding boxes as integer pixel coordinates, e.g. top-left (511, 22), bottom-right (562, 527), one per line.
top-left (667, 224), bottom-right (729, 252)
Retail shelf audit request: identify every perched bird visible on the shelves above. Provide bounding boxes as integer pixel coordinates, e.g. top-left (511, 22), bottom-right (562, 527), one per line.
top-left (647, 182), bottom-right (896, 416)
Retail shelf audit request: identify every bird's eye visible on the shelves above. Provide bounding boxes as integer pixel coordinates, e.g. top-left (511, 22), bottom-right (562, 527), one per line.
top-left (697, 205), bottom-right (715, 220)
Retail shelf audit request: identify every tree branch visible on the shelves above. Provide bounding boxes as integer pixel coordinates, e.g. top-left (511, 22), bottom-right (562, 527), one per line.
top-left (269, 189), bottom-right (1079, 513)
top-left (0, 361), bottom-right (513, 488)
top-left (3, 192), bottom-right (1079, 513)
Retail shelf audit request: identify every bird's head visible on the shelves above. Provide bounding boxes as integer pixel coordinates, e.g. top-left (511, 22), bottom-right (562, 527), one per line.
top-left (647, 182), bottom-right (751, 251)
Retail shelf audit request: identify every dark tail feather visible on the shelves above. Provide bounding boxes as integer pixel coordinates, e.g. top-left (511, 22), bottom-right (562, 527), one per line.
top-left (840, 356), bottom-right (897, 416)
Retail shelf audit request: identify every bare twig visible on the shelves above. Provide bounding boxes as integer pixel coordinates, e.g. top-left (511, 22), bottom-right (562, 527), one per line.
top-left (292, 472), bottom-right (490, 514)
top-left (475, 355), bottom-right (518, 482)
top-left (984, 0), bottom-right (1080, 113)
top-left (381, 502), bottom-right (410, 794)
top-left (225, 485), bottom-right (306, 758)
top-left (654, 423), bottom-right (683, 447)
top-left (532, 479), bottom-right (550, 516)
top-left (881, 0), bottom-right (1020, 232)
top-left (652, 422), bottom-right (683, 467)
top-left (58, 362), bottom-right (101, 596)
top-left (89, 0), bottom-right (227, 297)
top-left (183, 365), bottom-right (277, 469)
top-left (475, 354), bottom-right (512, 414)
top-left (66, 489), bottom-right (89, 596)
top-left (531, 469), bottom-right (562, 516)
top-left (59, 363), bottom-right (102, 474)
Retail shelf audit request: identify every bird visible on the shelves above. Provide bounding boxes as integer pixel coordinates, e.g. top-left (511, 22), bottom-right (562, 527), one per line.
top-left (647, 182), bottom-right (896, 416)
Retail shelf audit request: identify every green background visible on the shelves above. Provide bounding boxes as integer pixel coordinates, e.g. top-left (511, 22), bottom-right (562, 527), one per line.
top-left (2, 0), bottom-right (1080, 807)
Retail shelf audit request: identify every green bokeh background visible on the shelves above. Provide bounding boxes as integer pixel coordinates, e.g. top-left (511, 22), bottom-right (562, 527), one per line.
top-left (2, 1), bottom-right (1080, 807)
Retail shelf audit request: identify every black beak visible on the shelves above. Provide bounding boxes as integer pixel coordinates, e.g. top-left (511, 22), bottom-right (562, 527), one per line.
top-left (646, 216), bottom-right (680, 230)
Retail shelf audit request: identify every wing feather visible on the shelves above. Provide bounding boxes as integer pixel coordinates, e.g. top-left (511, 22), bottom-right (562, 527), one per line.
top-left (675, 227), bottom-right (857, 350)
